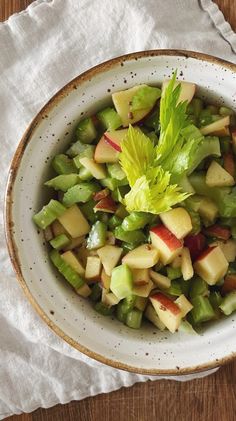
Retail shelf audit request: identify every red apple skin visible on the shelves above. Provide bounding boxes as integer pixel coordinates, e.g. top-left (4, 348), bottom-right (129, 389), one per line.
top-left (150, 225), bottom-right (182, 251)
top-left (104, 132), bottom-right (122, 152)
top-left (94, 196), bottom-right (117, 213)
top-left (93, 188), bottom-right (109, 201)
top-left (222, 274), bottom-right (236, 295)
top-left (195, 246), bottom-right (217, 262)
top-left (223, 152), bottom-right (235, 177)
top-left (151, 293), bottom-right (181, 316)
top-left (203, 224), bottom-right (231, 241)
top-left (184, 233), bottom-right (206, 261)
top-left (94, 136), bottom-right (119, 163)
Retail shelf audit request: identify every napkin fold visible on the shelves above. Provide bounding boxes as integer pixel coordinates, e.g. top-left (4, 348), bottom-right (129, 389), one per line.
top-left (0, 0), bottom-right (235, 418)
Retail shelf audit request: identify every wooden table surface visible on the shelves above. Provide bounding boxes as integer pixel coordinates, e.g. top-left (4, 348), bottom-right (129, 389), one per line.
top-left (1, 0), bottom-right (236, 420)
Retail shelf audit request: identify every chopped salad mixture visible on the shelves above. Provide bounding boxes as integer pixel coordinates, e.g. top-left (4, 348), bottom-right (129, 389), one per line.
top-left (33, 72), bottom-right (236, 334)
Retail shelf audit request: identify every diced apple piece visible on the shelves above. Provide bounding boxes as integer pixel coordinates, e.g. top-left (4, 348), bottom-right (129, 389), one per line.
top-left (104, 129), bottom-right (128, 152)
top-left (145, 303), bottom-right (166, 331)
top-left (149, 270), bottom-right (171, 289)
top-left (170, 254), bottom-right (182, 268)
top-left (162, 80), bottom-right (196, 104)
top-left (106, 231), bottom-right (116, 245)
top-left (79, 157), bottom-right (107, 180)
top-left (132, 279), bottom-right (154, 297)
top-left (175, 294), bottom-right (193, 317)
top-left (198, 197), bottom-right (218, 223)
top-left (94, 196), bottom-right (117, 213)
top-left (101, 289), bottom-right (120, 307)
top-left (85, 256), bottom-right (102, 281)
top-left (211, 239), bottom-right (236, 263)
top-left (150, 225), bottom-right (183, 265)
top-left (184, 233), bottom-right (206, 261)
top-left (222, 274), bottom-right (236, 295)
top-left (52, 220), bottom-right (68, 236)
top-left (194, 246), bottom-right (229, 285)
top-left (223, 152), bottom-right (235, 178)
top-left (132, 268), bottom-right (149, 286)
top-left (150, 293), bottom-right (182, 333)
top-left (101, 268), bottom-right (111, 289)
top-left (112, 85), bottom-right (152, 127)
top-left (200, 116), bottom-right (230, 135)
top-left (97, 245), bottom-right (123, 276)
top-left (63, 236), bottom-right (85, 251)
top-left (135, 297), bottom-right (148, 312)
top-left (58, 204), bottom-right (90, 238)
top-left (181, 247), bottom-right (194, 281)
top-left (93, 188), bottom-right (109, 201)
top-left (76, 243), bottom-right (89, 267)
top-left (204, 224), bottom-right (231, 241)
top-left (213, 127), bottom-right (230, 137)
top-left (122, 244), bottom-right (159, 269)
top-left (44, 226), bottom-right (53, 241)
top-left (61, 251), bottom-right (85, 276)
top-left (160, 207), bottom-right (192, 239)
top-left (206, 160), bottom-right (235, 187)
top-left (94, 136), bottom-right (119, 164)
top-left (76, 283), bottom-right (91, 298)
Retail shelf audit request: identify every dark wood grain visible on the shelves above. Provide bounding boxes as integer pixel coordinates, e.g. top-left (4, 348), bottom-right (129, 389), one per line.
top-left (2, 0), bottom-right (236, 420)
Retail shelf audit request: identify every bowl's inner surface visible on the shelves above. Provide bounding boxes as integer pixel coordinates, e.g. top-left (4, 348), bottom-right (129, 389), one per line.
top-left (9, 52), bottom-right (236, 373)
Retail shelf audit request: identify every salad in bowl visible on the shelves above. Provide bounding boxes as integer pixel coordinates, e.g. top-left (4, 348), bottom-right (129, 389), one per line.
top-left (33, 71), bottom-right (236, 335)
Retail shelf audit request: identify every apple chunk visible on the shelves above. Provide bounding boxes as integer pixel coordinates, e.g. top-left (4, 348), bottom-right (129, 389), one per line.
top-left (94, 136), bottom-right (119, 164)
top-left (85, 256), bottom-right (102, 281)
top-left (104, 129), bottom-right (128, 152)
top-left (112, 84), bottom-right (153, 127)
top-left (97, 245), bottom-right (123, 276)
top-left (61, 251), bottom-right (85, 276)
top-left (162, 80), bottom-right (196, 103)
top-left (150, 225), bottom-right (183, 264)
top-left (79, 157), bottom-right (107, 180)
top-left (200, 116), bottom-right (230, 136)
top-left (181, 247), bottom-right (194, 281)
top-left (132, 279), bottom-right (154, 297)
top-left (150, 293), bottom-right (182, 333)
top-left (94, 196), bottom-right (117, 214)
top-left (206, 160), bottom-right (234, 187)
top-left (175, 294), bottom-right (193, 317)
top-left (132, 268), bottom-right (149, 286)
top-left (101, 268), bottom-right (111, 289)
top-left (144, 304), bottom-right (166, 331)
top-left (122, 244), bottom-right (159, 269)
top-left (149, 270), bottom-right (171, 289)
top-left (160, 207), bottom-right (192, 239)
top-left (194, 246), bottom-right (228, 285)
top-left (58, 204), bottom-right (90, 238)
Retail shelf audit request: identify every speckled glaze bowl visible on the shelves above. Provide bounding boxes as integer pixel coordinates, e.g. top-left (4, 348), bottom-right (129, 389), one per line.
top-left (5, 50), bottom-right (236, 375)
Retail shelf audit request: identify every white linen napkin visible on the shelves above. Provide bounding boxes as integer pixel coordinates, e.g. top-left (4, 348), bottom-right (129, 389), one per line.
top-left (0, 0), bottom-right (235, 418)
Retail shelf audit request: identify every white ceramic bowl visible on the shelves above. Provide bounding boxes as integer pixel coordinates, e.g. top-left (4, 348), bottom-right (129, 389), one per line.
top-left (5, 50), bottom-right (236, 375)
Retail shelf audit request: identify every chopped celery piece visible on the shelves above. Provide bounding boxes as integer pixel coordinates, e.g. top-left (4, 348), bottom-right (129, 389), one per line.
top-left (179, 278), bottom-right (191, 296)
top-left (186, 136), bottom-right (221, 175)
top-left (107, 163), bottom-right (126, 180)
top-left (79, 166), bottom-right (93, 181)
top-left (198, 109), bottom-right (213, 127)
top-left (189, 277), bottom-right (209, 299)
top-left (50, 249), bottom-right (84, 289)
top-left (80, 200), bottom-right (98, 223)
top-left (130, 86), bottom-right (161, 111)
top-left (190, 296), bottom-right (215, 324)
top-left (178, 320), bottom-right (197, 334)
top-left (97, 107), bottom-right (122, 131)
top-left (94, 302), bottom-right (114, 316)
top-left (110, 264), bottom-right (133, 299)
top-left (108, 215), bottom-right (122, 230)
top-left (87, 221), bottom-right (107, 250)
top-left (52, 154), bottom-right (77, 175)
top-left (45, 174), bottom-right (80, 192)
top-left (166, 267), bottom-right (182, 280)
top-left (111, 186), bottom-right (130, 202)
top-left (122, 242), bottom-right (137, 252)
top-left (114, 226), bottom-right (146, 245)
top-left (73, 146), bottom-right (95, 169)
top-left (63, 183), bottom-right (99, 207)
top-left (90, 283), bottom-right (102, 302)
top-left (191, 98), bottom-right (203, 117)
top-left (116, 302), bottom-right (127, 323)
top-left (50, 234), bottom-right (70, 250)
top-left (219, 106), bottom-right (234, 117)
top-left (126, 309), bottom-right (142, 329)
top-left (166, 280), bottom-right (182, 296)
top-left (122, 295), bottom-right (137, 314)
top-left (209, 291), bottom-right (223, 317)
top-left (206, 105), bottom-right (218, 115)
top-left (219, 291), bottom-right (236, 315)
top-left (178, 176), bottom-right (195, 194)
top-left (67, 140), bottom-right (94, 158)
top-left (122, 212), bottom-right (153, 232)
top-left (33, 200), bottom-right (66, 229)
top-left (115, 204), bottom-right (129, 219)
top-left (75, 117), bottom-right (97, 144)
top-left (187, 208), bottom-right (201, 234)
top-left (100, 177), bottom-right (119, 191)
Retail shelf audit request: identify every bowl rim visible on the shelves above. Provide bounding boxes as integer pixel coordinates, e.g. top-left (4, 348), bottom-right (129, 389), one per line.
top-left (5, 49), bottom-right (236, 375)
